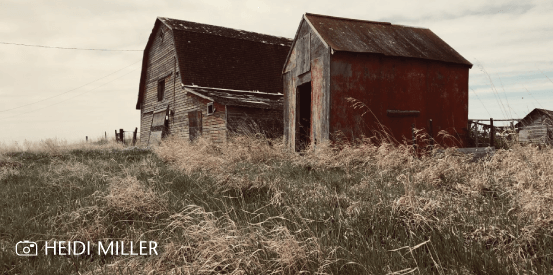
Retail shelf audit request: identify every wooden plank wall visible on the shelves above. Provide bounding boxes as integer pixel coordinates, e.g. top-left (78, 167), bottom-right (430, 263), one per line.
top-left (139, 24), bottom-right (228, 145)
top-left (171, 94), bottom-right (227, 144)
top-left (139, 24), bottom-right (179, 146)
top-left (282, 18), bottom-right (330, 151)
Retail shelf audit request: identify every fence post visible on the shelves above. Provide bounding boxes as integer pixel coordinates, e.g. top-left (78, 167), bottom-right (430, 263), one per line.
top-left (490, 118), bottom-right (494, 148)
top-left (86, 136), bottom-right (88, 142)
top-left (133, 127), bottom-right (138, 146)
top-left (120, 129), bottom-right (125, 145)
top-left (105, 131), bottom-right (107, 141)
top-left (115, 130), bottom-right (118, 142)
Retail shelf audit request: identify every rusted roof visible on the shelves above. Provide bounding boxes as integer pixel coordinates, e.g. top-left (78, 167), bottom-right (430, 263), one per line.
top-left (183, 86), bottom-right (283, 110)
top-left (305, 13), bottom-right (472, 67)
top-left (136, 17), bottom-right (291, 109)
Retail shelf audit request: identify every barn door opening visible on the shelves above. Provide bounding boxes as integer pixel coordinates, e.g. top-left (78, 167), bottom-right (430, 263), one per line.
top-left (188, 110), bottom-right (202, 141)
top-left (296, 82), bottom-right (312, 151)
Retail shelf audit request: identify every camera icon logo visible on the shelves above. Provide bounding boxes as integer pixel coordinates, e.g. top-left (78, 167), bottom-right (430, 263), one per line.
top-left (15, 241), bottom-right (38, 256)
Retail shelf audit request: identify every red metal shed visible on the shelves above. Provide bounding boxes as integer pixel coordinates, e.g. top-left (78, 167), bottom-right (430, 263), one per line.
top-left (282, 13), bottom-right (473, 151)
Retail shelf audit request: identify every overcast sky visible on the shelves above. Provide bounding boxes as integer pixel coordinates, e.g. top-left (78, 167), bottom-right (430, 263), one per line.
top-left (1, 0), bottom-right (552, 143)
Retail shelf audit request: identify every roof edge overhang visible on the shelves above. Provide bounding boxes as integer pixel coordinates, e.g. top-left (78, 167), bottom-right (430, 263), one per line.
top-left (183, 87), bottom-right (215, 102)
top-left (181, 84), bottom-right (283, 96)
top-left (182, 84), bottom-right (283, 110)
top-left (331, 49), bottom-right (473, 68)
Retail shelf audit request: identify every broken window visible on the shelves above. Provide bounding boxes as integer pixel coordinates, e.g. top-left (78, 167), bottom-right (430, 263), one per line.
top-left (157, 79), bottom-right (165, 101)
top-left (207, 102), bottom-right (214, 115)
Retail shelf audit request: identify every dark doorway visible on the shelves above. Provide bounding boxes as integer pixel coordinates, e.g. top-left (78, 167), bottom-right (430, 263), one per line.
top-left (296, 82), bottom-right (312, 151)
top-left (188, 110), bottom-right (202, 141)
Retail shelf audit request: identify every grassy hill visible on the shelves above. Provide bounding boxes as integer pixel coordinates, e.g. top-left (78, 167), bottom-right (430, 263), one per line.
top-left (0, 137), bottom-right (552, 274)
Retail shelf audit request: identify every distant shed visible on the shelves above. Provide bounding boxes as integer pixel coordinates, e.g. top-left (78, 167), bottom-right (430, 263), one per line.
top-left (282, 13), bottom-right (473, 151)
top-left (515, 108), bottom-right (553, 144)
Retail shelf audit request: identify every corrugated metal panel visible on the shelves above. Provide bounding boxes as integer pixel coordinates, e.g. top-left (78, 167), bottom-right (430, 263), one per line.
top-left (305, 13), bottom-right (472, 67)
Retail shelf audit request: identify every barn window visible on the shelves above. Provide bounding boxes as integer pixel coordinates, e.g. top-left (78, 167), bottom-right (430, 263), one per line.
top-left (159, 30), bottom-right (164, 43)
top-left (157, 79), bottom-right (165, 101)
top-left (207, 102), bottom-right (214, 115)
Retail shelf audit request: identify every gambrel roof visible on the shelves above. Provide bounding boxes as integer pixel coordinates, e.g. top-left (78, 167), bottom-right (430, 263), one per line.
top-left (136, 17), bottom-right (292, 109)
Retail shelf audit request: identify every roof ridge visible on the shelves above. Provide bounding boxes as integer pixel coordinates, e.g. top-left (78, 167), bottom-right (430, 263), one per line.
top-left (158, 17), bottom-right (292, 43)
top-left (305, 12), bottom-right (391, 26)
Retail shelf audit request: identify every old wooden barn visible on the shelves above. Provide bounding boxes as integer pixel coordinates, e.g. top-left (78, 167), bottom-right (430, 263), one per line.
top-left (516, 108), bottom-right (553, 144)
top-left (282, 13), bottom-right (473, 151)
top-left (135, 17), bottom-right (291, 146)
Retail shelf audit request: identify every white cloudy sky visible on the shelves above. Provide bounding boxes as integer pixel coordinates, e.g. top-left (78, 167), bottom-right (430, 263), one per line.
top-left (1, 0), bottom-right (552, 143)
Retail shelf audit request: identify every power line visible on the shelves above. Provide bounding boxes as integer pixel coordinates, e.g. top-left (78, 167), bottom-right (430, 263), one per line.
top-left (470, 88), bottom-right (492, 118)
top-left (0, 41), bottom-right (143, 52)
top-left (0, 60), bottom-right (142, 113)
top-left (0, 66), bottom-right (140, 120)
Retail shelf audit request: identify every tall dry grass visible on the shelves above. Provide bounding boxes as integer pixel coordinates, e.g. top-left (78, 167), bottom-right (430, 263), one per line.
top-left (2, 133), bottom-right (552, 274)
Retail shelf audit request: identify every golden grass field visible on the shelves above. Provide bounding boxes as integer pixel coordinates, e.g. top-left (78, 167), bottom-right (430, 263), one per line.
top-left (0, 135), bottom-right (552, 274)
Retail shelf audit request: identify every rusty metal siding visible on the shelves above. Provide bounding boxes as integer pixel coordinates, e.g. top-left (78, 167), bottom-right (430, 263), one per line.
top-left (305, 13), bottom-right (472, 67)
top-left (329, 52), bottom-right (469, 145)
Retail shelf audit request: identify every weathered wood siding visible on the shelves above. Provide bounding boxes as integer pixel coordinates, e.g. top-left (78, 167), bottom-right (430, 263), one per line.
top-left (282, 18), bottom-right (330, 151)
top-left (227, 106), bottom-right (283, 138)
top-left (139, 24), bottom-right (179, 146)
top-left (139, 24), bottom-right (228, 145)
top-left (171, 94), bottom-right (227, 143)
top-left (518, 114), bottom-right (553, 144)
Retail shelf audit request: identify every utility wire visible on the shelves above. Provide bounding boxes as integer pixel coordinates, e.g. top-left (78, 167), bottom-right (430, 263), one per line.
top-left (0, 41), bottom-right (143, 51)
top-left (470, 88), bottom-right (492, 118)
top-left (0, 60), bottom-right (141, 113)
top-left (0, 66), bottom-right (140, 120)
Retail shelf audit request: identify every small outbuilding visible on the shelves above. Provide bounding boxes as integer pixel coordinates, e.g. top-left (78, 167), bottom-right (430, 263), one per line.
top-left (136, 17), bottom-right (291, 146)
top-left (515, 108), bottom-right (553, 144)
top-left (282, 13), bottom-right (473, 150)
